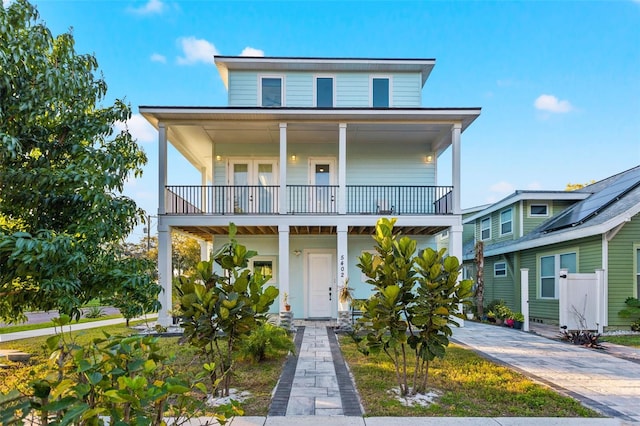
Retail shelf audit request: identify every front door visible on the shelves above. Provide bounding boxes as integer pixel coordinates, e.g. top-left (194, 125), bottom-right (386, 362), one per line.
top-left (307, 252), bottom-right (334, 318)
top-left (309, 157), bottom-right (336, 214)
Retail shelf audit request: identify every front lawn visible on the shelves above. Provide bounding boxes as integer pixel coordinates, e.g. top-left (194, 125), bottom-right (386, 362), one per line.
top-left (339, 336), bottom-right (599, 417)
top-left (600, 334), bottom-right (640, 348)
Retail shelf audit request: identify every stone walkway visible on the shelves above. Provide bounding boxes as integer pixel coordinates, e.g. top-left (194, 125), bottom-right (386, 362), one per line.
top-left (269, 321), bottom-right (362, 417)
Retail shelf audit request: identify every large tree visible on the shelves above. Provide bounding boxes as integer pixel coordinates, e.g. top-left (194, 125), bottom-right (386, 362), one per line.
top-left (0, 0), bottom-right (158, 322)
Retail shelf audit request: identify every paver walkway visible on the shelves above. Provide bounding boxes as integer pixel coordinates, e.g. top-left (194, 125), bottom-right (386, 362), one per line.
top-left (452, 322), bottom-right (640, 423)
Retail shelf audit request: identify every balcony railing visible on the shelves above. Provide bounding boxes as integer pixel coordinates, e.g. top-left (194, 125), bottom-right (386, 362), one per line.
top-left (165, 185), bottom-right (453, 215)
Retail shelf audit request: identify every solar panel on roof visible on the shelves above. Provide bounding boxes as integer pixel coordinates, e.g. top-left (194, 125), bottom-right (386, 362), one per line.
top-left (542, 172), bottom-right (640, 233)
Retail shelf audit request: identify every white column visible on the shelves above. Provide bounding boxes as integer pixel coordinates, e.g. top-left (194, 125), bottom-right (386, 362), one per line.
top-left (449, 224), bottom-right (464, 326)
top-left (520, 268), bottom-right (530, 332)
top-left (199, 240), bottom-right (210, 262)
top-left (158, 123), bottom-right (167, 215)
top-left (337, 225), bottom-right (348, 312)
top-left (278, 225), bottom-right (290, 310)
top-left (201, 167), bottom-right (207, 213)
top-left (157, 223), bottom-right (173, 327)
top-left (279, 123), bottom-right (287, 215)
top-left (338, 123), bottom-right (347, 214)
top-left (451, 123), bottom-right (462, 215)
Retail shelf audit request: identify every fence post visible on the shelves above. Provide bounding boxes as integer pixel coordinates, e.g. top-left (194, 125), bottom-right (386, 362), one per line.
top-left (520, 268), bottom-right (529, 331)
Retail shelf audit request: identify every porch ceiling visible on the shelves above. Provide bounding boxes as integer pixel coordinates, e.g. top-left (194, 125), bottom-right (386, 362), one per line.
top-left (173, 224), bottom-right (449, 241)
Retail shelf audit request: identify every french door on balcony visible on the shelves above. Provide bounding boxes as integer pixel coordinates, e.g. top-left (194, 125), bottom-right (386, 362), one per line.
top-left (229, 159), bottom-right (278, 214)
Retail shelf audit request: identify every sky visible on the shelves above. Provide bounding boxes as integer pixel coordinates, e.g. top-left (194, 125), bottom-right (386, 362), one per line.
top-left (24, 0), bottom-right (640, 242)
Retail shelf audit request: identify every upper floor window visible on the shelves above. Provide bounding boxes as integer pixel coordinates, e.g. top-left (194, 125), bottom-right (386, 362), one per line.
top-left (540, 252), bottom-right (577, 299)
top-left (500, 208), bottom-right (513, 236)
top-left (371, 77), bottom-right (390, 107)
top-left (260, 76), bottom-right (283, 107)
top-left (315, 77), bottom-right (334, 107)
top-left (480, 217), bottom-right (491, 240)
top-left (530, 204), bottom-right (549, 217)
top-left (494, 262), bottom-right (507, 277)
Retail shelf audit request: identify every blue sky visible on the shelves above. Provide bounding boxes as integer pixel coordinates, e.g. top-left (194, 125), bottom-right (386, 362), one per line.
top-left (28, 0), bottom-right (640, 242)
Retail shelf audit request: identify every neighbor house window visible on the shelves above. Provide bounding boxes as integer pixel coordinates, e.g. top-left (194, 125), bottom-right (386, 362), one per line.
top-left (260, 77), bottom-right (282, 107)
top-left (500, 208), bottom-right (513, 236)
top-left (481, 217), bottom-right (491, 240)
top-left (494, 262), bottom-right (507, 277)
top-left (316, 77), bottom-right (334, 107)
top-left (539, 252), bottom-right (577, 299)
top-left (372, 77), bottom-right (390, 107)
top-left (530, 204), bottom-right (549, 217)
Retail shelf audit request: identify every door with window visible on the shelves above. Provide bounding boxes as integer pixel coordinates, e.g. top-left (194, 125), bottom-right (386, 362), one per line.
top-left (309, 158), bottom-right (336, 213)
top-left (229, 159), bottom-right (278, 214)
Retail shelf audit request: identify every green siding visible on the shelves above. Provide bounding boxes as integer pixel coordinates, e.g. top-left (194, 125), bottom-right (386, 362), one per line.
top-left (481, 255), bottom-right (518, 312)
top-left (607, 213), bottom-right (640, 327)
top-left (522, 236), bottom-right (602, 323)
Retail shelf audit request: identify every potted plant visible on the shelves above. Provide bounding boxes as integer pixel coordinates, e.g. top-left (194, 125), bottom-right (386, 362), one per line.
top-left (338, 278), bottom-right (354, 311)
top-left (283, 292), bottom-right (291, 311)
top-left (513, 312), bottom-right (525, 330)
top-left (487, 310), bottom-right (496, 323)
top-left (465, 306), bottom-right (475, 320)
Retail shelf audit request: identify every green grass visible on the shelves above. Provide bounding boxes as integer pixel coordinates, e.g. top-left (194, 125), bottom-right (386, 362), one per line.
top-left (0, 314), bottom-right (124, 334)
top-left (600, 334), bottom-right (640, 348)
top-left (0, 322), bottom-right (289, 416)
top-left (339, 336), bottom-right (600, 417)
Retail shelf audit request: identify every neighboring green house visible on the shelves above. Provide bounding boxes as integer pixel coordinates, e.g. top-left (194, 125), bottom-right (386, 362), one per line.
top-left (463, 166), bottom-right (640, 330)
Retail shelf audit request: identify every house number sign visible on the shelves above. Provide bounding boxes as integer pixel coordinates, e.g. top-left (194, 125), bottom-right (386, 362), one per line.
top-left (340, 254), bottom-right (345, 279)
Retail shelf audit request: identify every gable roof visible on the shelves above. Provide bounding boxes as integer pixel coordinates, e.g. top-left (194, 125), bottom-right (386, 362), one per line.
top-left (482, 165), bottom-right (640, 257)
top-left (214, 56), bottom-right (436, 89)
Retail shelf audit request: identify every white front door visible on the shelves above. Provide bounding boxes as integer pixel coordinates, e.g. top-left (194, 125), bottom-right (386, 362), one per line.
top-left (229, 159), bottom-right (278, 213)
top-left (307, 252), bottom-right (334, 318)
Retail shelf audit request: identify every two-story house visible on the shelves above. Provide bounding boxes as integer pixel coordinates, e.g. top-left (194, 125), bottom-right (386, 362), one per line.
top-left (462, 166), bottom-right (640, 330)
top-left (140, 56), bottom-right (481, 326)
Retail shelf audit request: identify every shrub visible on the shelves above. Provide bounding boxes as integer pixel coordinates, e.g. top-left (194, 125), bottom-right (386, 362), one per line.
top-left (83, 306), bottom-right (105, 319)
top-left (238, 323), bottom-right (295, 362)
top-left (619, 297), bottom-right (640, 330)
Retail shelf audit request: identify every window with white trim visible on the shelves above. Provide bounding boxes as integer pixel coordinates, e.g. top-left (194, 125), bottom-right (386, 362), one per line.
top-left (500, 208), bottom-right (513, 236)
top-left (315, 76), bottom-right (334, 107)
top-left (539, 252), bottom-right (577, 299)
top-left (260, 76), bottom-right (283, 107)
top-left (530, 204), bottom-right (549, 217)
top-left (371, 77), bottom-right (390, 107)
top-left (250, 256), bottom-right (277, 284)
top-left (494, 262), bottom-right (507, 277)
top-left (480, 217), bottom-right (491, 240)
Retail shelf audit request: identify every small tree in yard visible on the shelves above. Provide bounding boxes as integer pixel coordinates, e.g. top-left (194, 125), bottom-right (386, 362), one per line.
top-left (177, 224), bottom-right (279, 397)
top-left (353, 218), bottom-right (473, 397)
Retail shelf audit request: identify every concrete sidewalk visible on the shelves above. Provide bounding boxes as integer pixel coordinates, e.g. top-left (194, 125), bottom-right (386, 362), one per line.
top-left (451, 321), bottom-right (640, 423)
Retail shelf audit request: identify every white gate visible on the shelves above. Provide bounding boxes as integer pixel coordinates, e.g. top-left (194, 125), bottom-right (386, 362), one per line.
top-left (558, 269), bottom-right (605, 332)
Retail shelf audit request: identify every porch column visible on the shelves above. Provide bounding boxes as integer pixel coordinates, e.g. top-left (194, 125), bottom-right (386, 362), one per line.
top-left (158, 123), bottom-right (167, 215)
top-left (157, 223), bottom-right (173, 327)
top-left (520, 268), bottom-right (530, 332)
top-left (199, 240), bottom-right (210, 262)
top-left (338, 123), bottom-right (347, 214)
top-left (451, 123), bottom-right (462, 215)
top-left (278, 225), bottom-right (290, 311)
top-left (279, 123), bottom-right (287, 215)
top-left (337, 225), bottom-right (348, 310)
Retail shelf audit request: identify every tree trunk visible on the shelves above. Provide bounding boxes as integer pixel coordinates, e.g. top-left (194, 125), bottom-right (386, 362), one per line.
top-left (475, 241), bottom-right (484, 318)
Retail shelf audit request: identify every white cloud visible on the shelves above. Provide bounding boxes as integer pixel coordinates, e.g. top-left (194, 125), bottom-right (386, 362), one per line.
top-left (534, 94), bottom-right (573, 113)
top-left (128, 0), bottom-right (165, 15)
top-left (489, 181), bottom-right (515, 194)
top-left (527, 181), bottom-right (542, 190)
top-left (150, 53), bottom-right (167, 63)
top-left (114, 114), bottom-right (157, 143)
top-left (239, 47), bottom-right (265, 57)
top-left (176, 37), bottom-right (218, 65)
